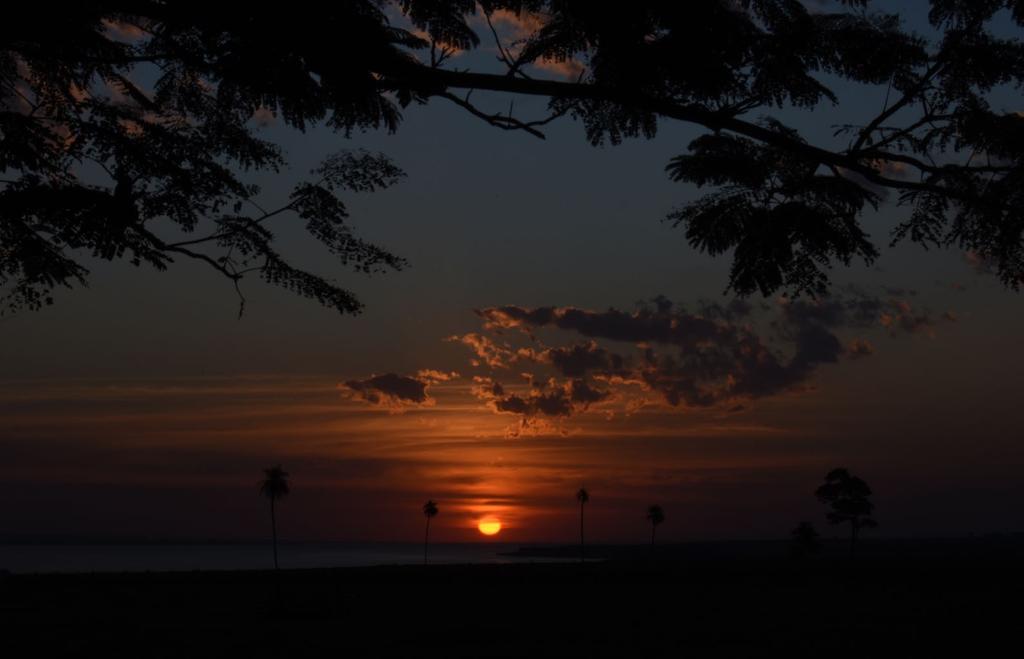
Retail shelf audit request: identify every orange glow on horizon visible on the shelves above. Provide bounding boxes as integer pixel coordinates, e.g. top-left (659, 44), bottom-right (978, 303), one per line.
top-left (477, 519), bottom-right (502, 536)
top-left (0, 375), bottom-right (820, 542)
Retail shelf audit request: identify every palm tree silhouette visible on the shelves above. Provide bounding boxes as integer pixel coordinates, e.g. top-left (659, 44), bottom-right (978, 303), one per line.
top-left (646, 504), bottom-right (665, 549)
top-left (422, 499), bottom-right (439, 565)
top-left (259, 465), bottom-right (289, 570)
top-left (576, 487), bottom-right (589, 563)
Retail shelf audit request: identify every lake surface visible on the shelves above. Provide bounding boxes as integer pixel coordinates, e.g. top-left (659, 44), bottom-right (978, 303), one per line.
top-left (0, 542), bottom-right (552, 574)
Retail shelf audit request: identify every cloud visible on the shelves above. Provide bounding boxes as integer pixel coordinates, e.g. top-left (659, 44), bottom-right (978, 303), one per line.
top-left (533, 57), bottom-right (586, 80)
top-left (250, 106), bottom-right (277, 128)
top-left (472, 375), bottom-right (609, 417)
top-left (342, 371), bottom-right (457, 410)
top-left (446, 333), bottom-right (524, 369)
top-left (964, 250), bottom-right (998, 277)
top-left (778, 289), bottom-right (947, 336)
top-left (346, 288), bottom-right (954, 434)
top-left (458, 290), bottom-right (954, 424)
top-left (962, 250), bottom-right (1024, 288)
top-left (470, 9), bottom-right (586, 80)
top-left (543, 341), bottom-right (625, 377)
top-left (101, 19), bottom-right (147, 43)
top-left (479, 9), bottom-right (544, 42)
top-left (878, 299), bottom-right (939, 336)
top-left (471, 375), bottom-right (611, 437)
top-left (846, 338), bottom-right (875, 359)
top-left (476, 304), bottom-right (739, 348)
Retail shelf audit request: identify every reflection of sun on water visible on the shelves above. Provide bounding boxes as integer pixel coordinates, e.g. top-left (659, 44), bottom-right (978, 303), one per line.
top-left (477, 518), bottom-right (502, 536)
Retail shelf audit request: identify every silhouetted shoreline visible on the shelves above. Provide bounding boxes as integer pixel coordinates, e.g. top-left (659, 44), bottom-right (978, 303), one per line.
top-left (6, 535), bottom-right (1024, 574)
top-left (0, 541), bottom-right (534, 574)
top-left (5, 552), bottom-right (1024, 656)
top-left (503, 533), bottom-right (1024, 561)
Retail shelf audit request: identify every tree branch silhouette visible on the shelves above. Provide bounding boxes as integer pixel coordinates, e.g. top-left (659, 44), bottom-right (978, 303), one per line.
top-left (5, 1), bottom-right (1024, 311)
top-left (377, 62), bottom-right (990, 201)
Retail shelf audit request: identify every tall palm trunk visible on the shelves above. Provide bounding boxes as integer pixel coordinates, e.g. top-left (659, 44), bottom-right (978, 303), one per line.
top-left (579, 501), bottom-right (585, 563)
top-left (424, 516), bottom-right (431, 565)
top-left (651, 524), bottom-right (656, 550)
top-left (270, 497), bottom-right (279, 570)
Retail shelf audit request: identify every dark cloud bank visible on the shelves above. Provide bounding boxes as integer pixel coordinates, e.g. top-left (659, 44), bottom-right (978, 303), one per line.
top-left (342, 370), bottom-right (457, 409)
top-left (466, 290), bottom-right (950, 421)
top-left (343, 289), bottom-right (953, 431)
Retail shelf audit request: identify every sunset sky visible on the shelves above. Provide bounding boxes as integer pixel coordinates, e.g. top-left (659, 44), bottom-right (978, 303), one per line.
top-left (3, 2), bottom-right (1024, 545)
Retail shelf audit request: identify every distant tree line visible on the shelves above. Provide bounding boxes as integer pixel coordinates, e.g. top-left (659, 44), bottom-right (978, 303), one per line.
top-left (255, 464), bottom-right (875, 569)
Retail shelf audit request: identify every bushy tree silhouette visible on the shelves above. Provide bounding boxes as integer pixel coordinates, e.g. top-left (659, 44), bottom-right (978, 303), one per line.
top-left (815, 468), bottom-right (877, 559)
top-left (258, 465), bottom-right (289, 570)
top-left (6, 2), bottom-right (1024, 312)
top-left (790, 520), bottom-right (821, 559)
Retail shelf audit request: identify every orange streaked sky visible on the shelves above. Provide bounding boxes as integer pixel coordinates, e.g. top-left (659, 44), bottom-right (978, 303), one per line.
top-left (4, 289), bottom-right (1023, 545)
top-left (4, 19), bottom-right (1024, 544)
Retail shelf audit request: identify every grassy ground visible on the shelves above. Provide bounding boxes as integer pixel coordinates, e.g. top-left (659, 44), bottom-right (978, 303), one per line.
top-left (3, 555), bottom-right (1023, 656)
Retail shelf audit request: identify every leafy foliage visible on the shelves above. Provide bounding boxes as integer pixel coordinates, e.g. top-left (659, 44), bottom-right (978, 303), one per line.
top-left (501, 1), bottom-right (1024, 294)
top-left (815, 468), bottom-right (877, 532)
top-left (790, 520), bottom-right (820, 558)
top-left (259, 465), bottom-right (290, 501)
top-left (5, 1), bottom-right (1024, 312)
top-left (666, 126), bottom-right (880, 295)
top-left (1, 3), bottom-right (412, 315)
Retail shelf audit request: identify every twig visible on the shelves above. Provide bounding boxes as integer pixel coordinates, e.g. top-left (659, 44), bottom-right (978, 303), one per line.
top-left (440, 91), bottom-right (547, 139)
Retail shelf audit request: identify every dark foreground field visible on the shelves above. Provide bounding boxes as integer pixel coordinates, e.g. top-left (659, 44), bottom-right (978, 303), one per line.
top-left (3, 549), bottom-right (1024, 656)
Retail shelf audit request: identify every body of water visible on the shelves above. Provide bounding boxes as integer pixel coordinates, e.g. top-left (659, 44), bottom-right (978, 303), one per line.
top-left (0, 542), bottom-right (551, 574)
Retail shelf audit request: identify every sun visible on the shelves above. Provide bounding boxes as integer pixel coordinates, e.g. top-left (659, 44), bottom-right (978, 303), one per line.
top-left (477, 518), bottom-right (502, 536)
